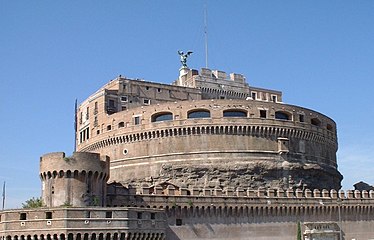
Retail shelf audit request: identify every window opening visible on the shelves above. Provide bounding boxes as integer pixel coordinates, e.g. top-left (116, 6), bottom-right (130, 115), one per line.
top-left (134, 116), bottom-right (140, 125)
top-left (105, 211), bottom-right (112, 218)
top-left (143, 99), bottom-right (150, 105)
top-left (275, 111), bottom-right (290, 120)
top-left (46, 212), bottom-right (52, 219)
top-left (299, 114), bottom-right (305, 122)
top-left (187, 110), bottom-right (211, 119)
top-left (137, 212), bottom-right (142, 219)
top-left (176, 219), bottom-right (182, 226)
top-left (223, 110), bottom-right (247, 117)
top-left (151, 112), bottom-right (173, 122)
top-left (260, 110), bottom-right (267, 118)
top-left (20, 213), bottom-right (27, 220)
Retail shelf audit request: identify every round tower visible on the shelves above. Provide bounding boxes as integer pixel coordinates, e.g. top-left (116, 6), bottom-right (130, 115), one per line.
top-left (40, 152), bottom-right (109, 207)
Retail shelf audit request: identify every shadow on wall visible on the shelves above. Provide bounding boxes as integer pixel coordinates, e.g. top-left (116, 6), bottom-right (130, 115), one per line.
top-left (166, 226), bottom-right (181, 240)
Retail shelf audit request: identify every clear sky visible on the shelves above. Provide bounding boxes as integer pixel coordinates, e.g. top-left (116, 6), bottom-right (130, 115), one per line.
top-left (1, 1), bottom-right (373, 209)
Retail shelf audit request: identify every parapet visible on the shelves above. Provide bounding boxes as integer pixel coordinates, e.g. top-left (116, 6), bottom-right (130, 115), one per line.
top-left (40, 152), bottom-right (109, 179)
top-left (138, 185), bottom-right (374, 201)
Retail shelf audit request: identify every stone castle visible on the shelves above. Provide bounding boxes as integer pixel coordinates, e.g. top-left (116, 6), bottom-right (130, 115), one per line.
top-left (1, 65), bottom-right (374, 240)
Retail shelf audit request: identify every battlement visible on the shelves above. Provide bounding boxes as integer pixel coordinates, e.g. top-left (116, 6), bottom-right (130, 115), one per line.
top-left (40, 152), bottom-right (109, 179)
top-left (137, 184), bottom-right (373, 201)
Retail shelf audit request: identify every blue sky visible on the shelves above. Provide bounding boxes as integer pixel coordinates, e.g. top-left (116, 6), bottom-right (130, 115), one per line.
top-left (1, 1), bottom-right (373, 208)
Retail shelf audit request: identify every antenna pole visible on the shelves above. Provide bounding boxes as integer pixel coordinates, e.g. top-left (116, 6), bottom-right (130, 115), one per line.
top-left (204, 2), bottom-right (208, 68)
top-left (2, 181), bottom-right (5, 210)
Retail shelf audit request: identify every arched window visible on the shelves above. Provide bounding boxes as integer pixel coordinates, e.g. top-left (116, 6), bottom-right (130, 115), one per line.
top-left (187, 109), bottom-right (210, 119)
top-left (223, 109), bottom-right (247, 117)
top-left (327, 124), bottom-right (333, 131)
top-left (311, 118), bottom-right (321, 126)
top-left (151, 112), bottom-right (173, 122)
top-left (118, 122), bottom-right (125, 128)
top-left (107, 125), bottom-right (112, 131)
top-left (275, 111), bottom-right (291, 121)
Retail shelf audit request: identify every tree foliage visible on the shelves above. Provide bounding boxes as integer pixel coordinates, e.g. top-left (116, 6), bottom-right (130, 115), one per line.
top-left (22, 197), bottom-right (43, 208)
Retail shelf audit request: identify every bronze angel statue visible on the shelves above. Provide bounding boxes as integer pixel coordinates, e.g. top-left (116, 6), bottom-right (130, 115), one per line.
top-left (178, 50), bottom-right (193, 68)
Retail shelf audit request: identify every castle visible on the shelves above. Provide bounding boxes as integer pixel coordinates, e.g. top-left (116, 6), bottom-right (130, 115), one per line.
top-left (1, 65), bottom-right (374, 240)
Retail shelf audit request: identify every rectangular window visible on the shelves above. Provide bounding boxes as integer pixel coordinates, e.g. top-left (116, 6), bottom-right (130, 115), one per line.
top-left (299, 114), bottom-right (305, 122)
top-left (94, 102), bottom-right (98, 114)
top-left (46, 212), bottom-right (52, 219)
top-left (157, 88), bottom-right (162, 93)
top-left (272, 95), bottom-right (277, 103)
top-left (260, 110), bottom-right (267, 118)
top-left (137, 212), bottom-right (142, 219)
top-left (20, 213), bottom-right (27, 220)
top-left (85, 211), bottom-right (91, 218)
top-left (134, 116), bottom-right (140, 125)
top-left (151, 213), bottom-right (156, 219)
top-left (176, 219), bottom-right (182, 226)
top-left (86, 107), bottom-right (89, 120)
top-left (106, 211), bottom-right (112, 218)
top-left (121, 96), bottom-right (128, 102)
top-left (143, 99), bottom-right (150, 105)
top-left (251, 92), bottom-right (257, 100)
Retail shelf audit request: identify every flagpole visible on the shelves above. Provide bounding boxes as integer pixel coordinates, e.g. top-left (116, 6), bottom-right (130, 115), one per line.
top-left (2, 181), bottom-right (5, 210)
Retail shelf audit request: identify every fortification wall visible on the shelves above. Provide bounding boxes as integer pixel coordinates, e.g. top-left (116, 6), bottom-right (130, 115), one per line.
top-left (105, 187), bottom-right (374, 239)
top-left (40, 152), bottom-right (109, 207)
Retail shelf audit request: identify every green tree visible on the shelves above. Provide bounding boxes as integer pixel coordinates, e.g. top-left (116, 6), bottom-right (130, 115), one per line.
top-left (297, 221), bottom-right (302, 240)
top-left (22, 197), bottom-right (43, 208)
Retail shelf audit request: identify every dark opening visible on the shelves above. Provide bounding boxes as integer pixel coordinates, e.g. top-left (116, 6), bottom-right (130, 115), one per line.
top-left (275, 111), bottom-right (290, 120)
top-left (46, 212), bottom-right (52, 219)
top-left (20, 213), bottom-right (27, 220)
top-left (137, 212), bottom-right (142, 219)
top-left (187, 110), bottom-right (210, 119)
top-left (118, 122), bottom-right (125, 128)
top-left (151, 213), bottom-right (156, 219)
top-left (299, 114), bottom-right (305, 122)
top-left (311, 118), bottom-right (321, 126)
top-left (176, 218), bottom-right (182, 226)
top-left (134, 116), bottom-right (140, 125)
top-left (223, 110), bottom-right (247, 117)
top-left (105, 211), bottom-right (112, 218)
top-left (260, 110), bottom-right (267, 118)
top-left (151, 112), bottom-right (173, 122)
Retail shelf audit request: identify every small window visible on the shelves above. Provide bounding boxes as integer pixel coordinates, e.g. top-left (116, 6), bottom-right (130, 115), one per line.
top-left (187, 110), bottom-right (211, 119)
top-left (223, 110), bottom-right (247, 117)
top-left (251, 92), bottom-right (257, 100)
top-left (118, 122), bottom-right (125, 128)
top-left (122, 106), bottom-right (127, 111)
top-left (260, 110), bottom-right (267, 118)
top-left (299, 114), bottom-right (305, 122)
top-left (151, 213), bottom-right (156, 219)
top-left (86, 107), bottom-right (89, 120)
top-left (151, 112), bottom-right (173, 122)
top-left (46, 212), bottom-right (52, 219)
top-left (157, 88), bottom-right (162, 93)
top-left (20, 213), bottom-right (27, 220)
top-left (137, 212), bottom-right (142, 219)
top-left (134, 116), bottom-right (140, 125)
top-left (327, 124), bottom-right (333, 131)
top-left (85, 211), bottom-right (91, 218)
top-left (275, 111), bottom-right (290, 120)
top-left (123, 84), bottom-right (126, 90)
top-left (107, 125), bottom-right (112, 131)
top-left (106, 211), bottom-right (112, 218)
top-left (97, 130), bottom-right (100, 135)
top-left (176, 219), bottom-right (182, 226)
top-left (121, 96), bottom-right (128, 102)
top-left (143, 99), bottom-right (150, 105)
top-left (220, 96), bottom-right (225, 99)
top-left (272, 95), bottom-right (277, 103)
top-left (145, 86), bottom-right (150, 90)
top-left (311, 118), bottom-right (321, 127)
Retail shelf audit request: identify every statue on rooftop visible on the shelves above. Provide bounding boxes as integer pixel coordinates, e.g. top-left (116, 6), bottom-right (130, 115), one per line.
top-left (178, 50), bottom-right (193, 68)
